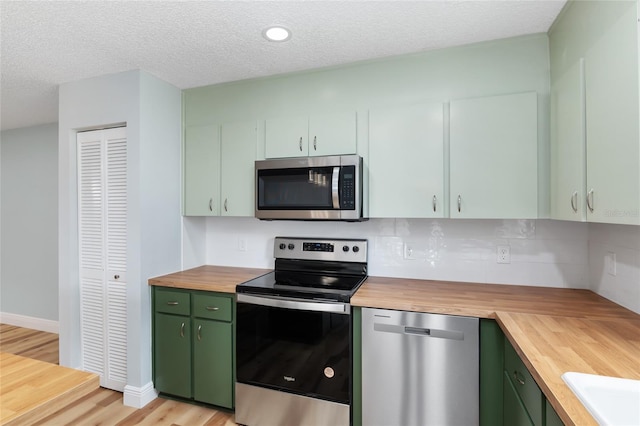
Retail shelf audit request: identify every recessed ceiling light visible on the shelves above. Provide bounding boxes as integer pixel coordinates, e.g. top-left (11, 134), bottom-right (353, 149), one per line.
top-left (263, 26), bottom-right (291, 42)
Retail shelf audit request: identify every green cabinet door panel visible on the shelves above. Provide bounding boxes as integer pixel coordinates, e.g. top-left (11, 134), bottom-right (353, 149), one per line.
top-left (504, 371), bottom-right (535, 426)
top-left (369, 102), bottom-right (444, 218)
top-left (193, 319), bottom-right (234, 408)
top-left (154, 313), bottom-right (191, 398)
top-left (480, 319), bottom-right (505, 426)
top-left (504, 338), bottom-right (544, 426)
top-left (184, 124), bottom-right (220, 216)
top-left (220, 120), bottom-right (257, 216)
top-left (450, 92), bottom-right (538, 219)
top-left (545, 399), bottom-right (565, 426)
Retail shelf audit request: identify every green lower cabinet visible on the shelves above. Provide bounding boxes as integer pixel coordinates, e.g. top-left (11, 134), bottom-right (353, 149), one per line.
top-left (154, 313), bottom-right (191, 398)
top-left (504, 371), bottom-right (535, 426)
top-left (152, 287), bottom-right (235, 409)
top-left (193, 319), bottom-right (233, 408)
top-left (480, 319), bottom-right (505, 426)
top-left (545, 400), bottom-right (564, 426)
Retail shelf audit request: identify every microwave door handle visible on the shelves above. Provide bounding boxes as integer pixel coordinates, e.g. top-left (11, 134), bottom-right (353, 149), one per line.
top-left (332, 166), bottom-right (340, 209)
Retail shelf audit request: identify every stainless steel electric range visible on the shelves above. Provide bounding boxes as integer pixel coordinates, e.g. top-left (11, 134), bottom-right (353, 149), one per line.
top-left (235, 236), bottom-right (368, 426)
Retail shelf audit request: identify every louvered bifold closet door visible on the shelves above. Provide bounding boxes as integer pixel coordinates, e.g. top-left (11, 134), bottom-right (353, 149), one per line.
top-left (77, 127), bottom-right (128, 392)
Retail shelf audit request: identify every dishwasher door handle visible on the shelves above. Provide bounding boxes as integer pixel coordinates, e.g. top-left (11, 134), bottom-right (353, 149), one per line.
top-left (374, 322), bottom-right (464, 341)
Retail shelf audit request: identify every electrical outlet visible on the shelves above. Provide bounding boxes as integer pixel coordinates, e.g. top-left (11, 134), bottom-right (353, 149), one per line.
top-left (404, 243), bottom-right (417, 260)
top-left (238, 238), bottom-right (247, 252)
top-left (606, 252), bottom-right (616, 276)
top-left (497, 245), bottom-right (510, 264)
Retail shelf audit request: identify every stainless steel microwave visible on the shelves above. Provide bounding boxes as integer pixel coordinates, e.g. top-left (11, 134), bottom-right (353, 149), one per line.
top-left (255, 155), bottom-right (364, 221)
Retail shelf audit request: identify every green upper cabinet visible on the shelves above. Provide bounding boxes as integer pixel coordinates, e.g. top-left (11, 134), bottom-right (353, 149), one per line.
top-left (369, 102), bottom-right (444, 218)
top-left (450, 92), bottom-right (538, 219)
top-left (184, 124), bottom-right (220, 216)
top-left (220, 120), bottom-right (257, 216)
top-left (265, 112), bottom-right (357, 158)
top-left (550, 0), bottom-right (640, 225)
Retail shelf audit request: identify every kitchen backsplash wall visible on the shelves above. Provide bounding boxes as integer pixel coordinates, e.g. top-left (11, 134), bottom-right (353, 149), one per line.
top-left (199, 217), bottom-right (590, 288)
top-left (588, 223), bottom-right (640, 313)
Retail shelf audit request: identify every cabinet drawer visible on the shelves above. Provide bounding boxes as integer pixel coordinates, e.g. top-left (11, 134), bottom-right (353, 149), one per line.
top-left (193, 293), bottom-right (232, 321)
top-left (504, 339), bottom-right (543, 426)
top-left (155, 288), bottom-right (190, 315)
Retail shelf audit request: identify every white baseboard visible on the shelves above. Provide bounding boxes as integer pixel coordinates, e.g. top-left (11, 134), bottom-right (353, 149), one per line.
top-left (123, 382), bottom-right (158, 408)
top-left (0, 312), bottom-right (59, 334)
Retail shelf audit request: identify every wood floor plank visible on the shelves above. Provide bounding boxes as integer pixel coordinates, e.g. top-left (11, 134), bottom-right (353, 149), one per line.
top-left (1, 324), bottom-right (236, 425)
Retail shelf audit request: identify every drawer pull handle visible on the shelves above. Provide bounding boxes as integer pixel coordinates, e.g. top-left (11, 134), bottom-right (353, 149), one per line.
top-left (513, 371), bottom-right (525, 385)
top-left (180, 322), bottom-right (185, 338)
top-left (197, 325), bottom-right (202, 341)
top-left (206, 306), bottom-right (219, 311)
top-left (166, 301), bottom-right (179, 306)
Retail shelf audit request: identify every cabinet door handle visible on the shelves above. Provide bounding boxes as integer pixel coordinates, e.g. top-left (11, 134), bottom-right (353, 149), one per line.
top-left (180, 322), bottom-right (185, 338)
top-left (570, 191), bottom-right (578, 213)
top-left (313, 136), bottom-right (317, 151)
top-left (209, 198), bottom-right (213, 212)
top-left (587, 189), bottom-right (594, 212)
top-left (299, 137), bottom-right (303, 151)
top-left (457, 195), bottom-right (462, 213)
top-left (513, 371), bottom-right (525, 385)
top-left (432, 195), bottom-right (437, 212)
top-left (166, 301), bottom-right (179, 306)
top-left (206, 306), bottom-right (219, 311)
top-left (224, 198), bottom-right (228, 212)
top-left (197, 324), bottom-right (202, 341)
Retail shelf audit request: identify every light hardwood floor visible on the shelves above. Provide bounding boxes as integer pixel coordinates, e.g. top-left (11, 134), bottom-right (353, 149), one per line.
top-left (0, 324), bottom-right (236, 425)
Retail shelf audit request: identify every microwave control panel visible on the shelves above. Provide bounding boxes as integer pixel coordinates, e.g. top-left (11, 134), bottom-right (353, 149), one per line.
top-left (340, 166), bottom-right (356, 209)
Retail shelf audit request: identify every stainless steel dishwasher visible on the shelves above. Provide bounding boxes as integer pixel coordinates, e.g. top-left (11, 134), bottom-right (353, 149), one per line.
top-left (362, 307), bottom-right (479, 426)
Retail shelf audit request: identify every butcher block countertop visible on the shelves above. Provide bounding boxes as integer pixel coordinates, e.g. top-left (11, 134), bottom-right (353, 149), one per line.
top-left (148, 265), bottom-right (270, 293)
top-left (352, 276), bottom-right (640, 426)
top-left (149, 266), bottom-right (639, 426)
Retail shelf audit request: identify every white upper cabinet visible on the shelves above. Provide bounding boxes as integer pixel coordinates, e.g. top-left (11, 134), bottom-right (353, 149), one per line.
top-left (450, 92), bottom-right (538, 219)
top-left (369, 102), bottom-right (444, 218)
top-left (550, 0), bottom-right (640, 225)
top-left (184, 124), bottom-right (220, 216)
top-left (584, 0), bottom-right (639, 225)
top-left (265, 112), bottom-right (357, 158)
top-left (220, 120), bottom-right (258, 217)
top-left (550, 60), bottom-right (586, 221)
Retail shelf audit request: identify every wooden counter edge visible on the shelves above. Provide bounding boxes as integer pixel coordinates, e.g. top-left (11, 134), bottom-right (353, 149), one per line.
top-left (495, 312), bottom-right (594, 426)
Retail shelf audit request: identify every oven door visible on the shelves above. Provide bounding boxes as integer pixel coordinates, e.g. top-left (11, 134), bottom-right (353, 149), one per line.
top-left (236, 294), bottom-right (351, 404)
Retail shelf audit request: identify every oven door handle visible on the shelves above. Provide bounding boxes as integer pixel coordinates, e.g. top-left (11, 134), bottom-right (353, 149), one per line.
top-left (237, 293), bottom-right (350, 315)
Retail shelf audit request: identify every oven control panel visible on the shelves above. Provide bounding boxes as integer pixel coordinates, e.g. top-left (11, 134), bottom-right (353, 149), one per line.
top-left (274, 237), bottom-right (367, 263)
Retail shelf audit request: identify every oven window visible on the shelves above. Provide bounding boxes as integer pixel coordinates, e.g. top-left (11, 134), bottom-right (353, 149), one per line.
top-left (257, 167), bottom-right (335, 210)
top-left (236, 302), bottom-right (351, 404)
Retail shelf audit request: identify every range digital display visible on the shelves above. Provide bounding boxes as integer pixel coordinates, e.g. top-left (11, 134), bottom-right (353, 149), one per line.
top-left (303, 242), bottom-right (335, 252)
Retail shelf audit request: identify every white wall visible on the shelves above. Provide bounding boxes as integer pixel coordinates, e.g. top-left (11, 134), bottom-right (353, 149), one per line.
top-left (59, 70), bottom-right (182, 406)
top-left (589, 223), bottom-right (640, 313)
top-left (1, 123), bottom-right (59, 329)
top-left (201, 217), bottom-right (590, 288)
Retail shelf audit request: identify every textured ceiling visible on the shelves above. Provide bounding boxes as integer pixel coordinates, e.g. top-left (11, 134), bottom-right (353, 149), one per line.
top-left (0, 0), bottom-right (566, 131)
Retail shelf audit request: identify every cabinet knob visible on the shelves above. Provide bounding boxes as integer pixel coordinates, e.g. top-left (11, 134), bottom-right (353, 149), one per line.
top-left (457, 195), bottom-right (462, 213)
top-left (197, 324), bottom-right (202, 341)
top-left (224, 198), bottom-right (228, 212)
top-left (209, 198), bottom-right (213, 212)
top-left (313, 136), bottom-right (317, 151)
top-left (432, 195), bottom-right (437, 212)
top-left (299, 137), bottom-right (303, 151)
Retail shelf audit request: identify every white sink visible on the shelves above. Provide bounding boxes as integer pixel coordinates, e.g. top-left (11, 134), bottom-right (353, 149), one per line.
top-left (562, 372), bottom-right (640, 426)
